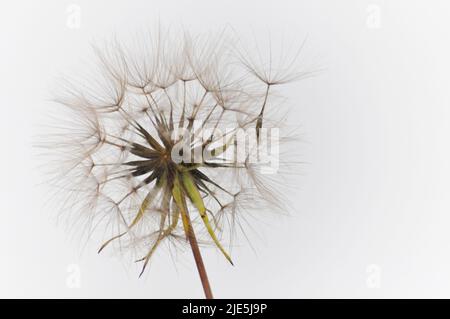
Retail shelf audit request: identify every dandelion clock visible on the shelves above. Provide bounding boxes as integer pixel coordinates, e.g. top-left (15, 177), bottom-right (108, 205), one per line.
top-left (41, 28), bottom-right (310, 298)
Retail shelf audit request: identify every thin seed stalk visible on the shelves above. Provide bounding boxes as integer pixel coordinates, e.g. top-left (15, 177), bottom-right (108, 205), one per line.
top-left (172, 175), bottom-right (214, 299)
top-left (183, 208), bottom-right (214, 299)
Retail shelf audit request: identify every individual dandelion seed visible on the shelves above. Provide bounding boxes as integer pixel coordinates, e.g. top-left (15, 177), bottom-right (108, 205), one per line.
top-left (41, 28), bottom-right (308, 299)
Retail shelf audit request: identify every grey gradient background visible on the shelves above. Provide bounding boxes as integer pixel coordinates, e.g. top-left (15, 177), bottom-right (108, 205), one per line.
top-left (1, 0), bottom-right (450, 298)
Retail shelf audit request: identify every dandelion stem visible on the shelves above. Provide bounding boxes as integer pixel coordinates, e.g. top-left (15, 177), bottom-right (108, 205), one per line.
top-left (184, 208), bottom-right (214, 299)
top-left (173, 177), bottom-right (213, 298)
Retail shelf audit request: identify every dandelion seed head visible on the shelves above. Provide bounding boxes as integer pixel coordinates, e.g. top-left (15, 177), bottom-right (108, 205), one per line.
top-left (41, 27), bottom-right (306, 276)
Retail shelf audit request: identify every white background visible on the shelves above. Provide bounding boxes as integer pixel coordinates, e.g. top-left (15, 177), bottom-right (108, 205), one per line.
top-left (1, 0), bottom-right (450, 298)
